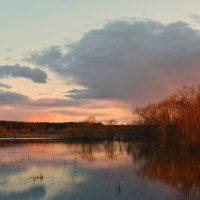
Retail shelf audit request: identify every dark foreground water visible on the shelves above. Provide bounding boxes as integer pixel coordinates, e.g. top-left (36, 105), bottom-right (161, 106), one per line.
top-left (0, 141), bottom-right (199, 200)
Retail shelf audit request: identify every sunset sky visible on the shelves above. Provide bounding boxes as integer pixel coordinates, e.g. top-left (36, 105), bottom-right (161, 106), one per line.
top-left (0, 0), bottom-right (200, 123)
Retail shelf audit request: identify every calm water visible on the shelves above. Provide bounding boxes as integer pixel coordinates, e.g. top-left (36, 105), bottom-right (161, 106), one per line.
top-left (0, 141), bottom-right (199, 200)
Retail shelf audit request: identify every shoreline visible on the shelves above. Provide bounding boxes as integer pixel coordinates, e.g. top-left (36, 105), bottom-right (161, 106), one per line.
top-left (0, 136), bottom-right (136, 143)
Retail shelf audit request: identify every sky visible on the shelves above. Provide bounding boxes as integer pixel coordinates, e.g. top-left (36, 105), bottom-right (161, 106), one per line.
top-left (0, 0), bottom-right (200, 123)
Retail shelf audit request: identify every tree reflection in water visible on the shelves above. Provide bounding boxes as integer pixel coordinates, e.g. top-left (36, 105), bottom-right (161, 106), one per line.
top-left (130, 143), bottom-right (200, 200)
top-left (70, 141), bottom-right (200, 200)
top-left (0, 141), bottom-right (200, 200)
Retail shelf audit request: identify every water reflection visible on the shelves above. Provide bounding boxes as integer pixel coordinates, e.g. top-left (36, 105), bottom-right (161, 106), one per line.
top-left (0, 186), bottom-right (45, 200)
top-left (0, 141), bottom-right (199, 199)
top-left (135, 144), bottom-right (200, 200)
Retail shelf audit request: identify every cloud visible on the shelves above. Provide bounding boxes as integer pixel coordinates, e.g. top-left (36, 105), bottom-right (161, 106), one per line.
top-left (28, 19), bottom-right (200, 104)
top-left (67, 89), bottom-right (86, 94)
top-left (0, 91), bottom-right (86, 108)
top-left (53, 109), bottom-right (110, 117)
top-left (0, 83), bottom-right (12, 89)
top-left (0, 92), bottom-right (29, 104)
top-left (26, 46), bottom-right (66, 75)
top-left (1, 91), bottom-right (117, 110)
top-left (0, 91), bottom-right (128, 115)
top-left (64, 89), bottom-right (88, 98)
top-left (0, 64), bottom-right (47, 83)
top-left (30, 98), bottom-right (86, 107)
top-left (0, 92), bottom-right (127, 122)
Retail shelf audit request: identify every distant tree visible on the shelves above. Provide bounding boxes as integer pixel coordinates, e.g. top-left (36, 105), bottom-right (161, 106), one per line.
top-left (84, 116), bottom-right (97, 123)
top-left (106, 119), bottom-right (118, 125)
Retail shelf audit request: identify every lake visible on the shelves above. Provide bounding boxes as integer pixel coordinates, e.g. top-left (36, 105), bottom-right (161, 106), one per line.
top-left (0, 141), bottom-right (199, 200)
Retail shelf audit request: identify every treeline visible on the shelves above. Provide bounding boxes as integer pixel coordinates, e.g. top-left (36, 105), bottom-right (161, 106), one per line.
top-left (135, 84), bottom-right (200, 149)
top-left (0, 121), bottom-right (104, 136)
top-left (0, 121), bottom-right (103, 132)
top-left (0, 120), bottom-right (158, 141)
top-left (0, 116), bottom-right (117, 133)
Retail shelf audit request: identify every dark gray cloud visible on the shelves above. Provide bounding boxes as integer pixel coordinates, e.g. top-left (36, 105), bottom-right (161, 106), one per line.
top-left (28, 19), bottom-right (200, 104)
top-left (0, 91), bottom-right (86, 108)
top-left (67, 89), bottom-right (86, 94)
top-left (26, 46), bottom-right (66, 75)
top-left (30, 98), bottom-right (86, 107)
top-left (0, 64), bottom-right (47, 83)
top-left (0, 83), bottom-right (12, 89)
top-left (0, 92), bottom-right (29, 104)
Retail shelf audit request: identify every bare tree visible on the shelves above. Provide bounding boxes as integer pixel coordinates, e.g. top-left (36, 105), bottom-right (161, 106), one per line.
top-left (84, 116), bottom-right (97, 123)
top-left (135, 84), bottom-right (200, 148)
top-left (106, 119), bottom-right (118, 125)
